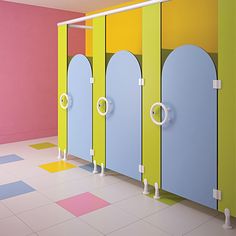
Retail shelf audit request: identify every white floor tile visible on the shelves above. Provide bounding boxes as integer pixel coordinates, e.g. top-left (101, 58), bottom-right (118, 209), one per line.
top-left (1, 162), bottom-right (50, 179)
top-left (81, 205), bottom-right (139, 234)
top-left (0, 202), bottom-right (14, 219)
top-left (0, 137), bottom-right (232, 236)
top-left (91, 180), bottom-right (142, 203)
top-left (114, 194), bottom-right (169, 218)
top-left (38, 218), bottom-right (103, 236)
top-left (144, 200), bottom-right (218, 235)
top-left (38, 173), bottom-right (126, 202)
top-left (0, 168), bottom-right (20, 184)
top-left (108, 220), bottom-right (171, 236)
top-left (2, 191), bottom-right (52, 214)
top-left (17, 203), bottom-right (75, 232)
top-left (38, 179), bottom-right (90, 201)
top-left (73, 172), bottom-right (128, 191)
top-left (184, 214), bottom-right (236, 236)
top-left (24, 168), bottom-right (90, 191)
top-left (0, 216), bottom-right (32, 236)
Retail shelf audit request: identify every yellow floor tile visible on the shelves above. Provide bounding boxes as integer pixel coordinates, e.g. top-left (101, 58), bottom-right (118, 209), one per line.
top-left (39, 161), bottom-right (76, 173)
top-left (29, 142), bottom-right (57, 150)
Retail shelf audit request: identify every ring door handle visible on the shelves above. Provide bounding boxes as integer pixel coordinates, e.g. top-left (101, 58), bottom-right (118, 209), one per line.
top-left (59, 93), bottom-right (69, 110)
top-left (97, 97), bottom-right (109, 116)
top-left (150, 102), bottom-right (169, 126)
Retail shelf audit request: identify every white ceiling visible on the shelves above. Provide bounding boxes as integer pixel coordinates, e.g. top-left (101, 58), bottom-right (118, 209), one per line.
top-left (4, 0), bottom-right (135, 13)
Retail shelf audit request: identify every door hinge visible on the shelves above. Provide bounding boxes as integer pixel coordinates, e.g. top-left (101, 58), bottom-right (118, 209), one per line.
top-left (90, 77), bottom-right (94, 84)
top-left (213, 80), bottom-right (221, 90)
top-left (139, 78), bottom-right (144, 86)
top-left (213, 189), bottom-right (222, 200)
top-left (139, 165), bottom-right (144, 173)
top-left (90, 149), bottom-right (94, 156)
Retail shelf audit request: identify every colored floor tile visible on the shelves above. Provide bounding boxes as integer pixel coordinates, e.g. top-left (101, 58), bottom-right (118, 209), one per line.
top-left (0, 181), bottom-right (35, 200)
top-left (0, 154), bottom-right (23, 164)
top-left (29, 142), bottom-right (57, 150)
top-left (148, 189), bottom-right (184, 206)
top-left (39, 161), bottom-right (76, 173)
top-left (57, 192), bottom-right (110, 217)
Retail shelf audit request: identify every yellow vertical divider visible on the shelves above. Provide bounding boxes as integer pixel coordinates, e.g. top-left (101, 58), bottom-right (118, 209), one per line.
top-left (92, 17), bottom-right (106, 166)
top-left (218, 0), bottom-right (236, 217)
top-left (58, 25), bottom-right (68, 152)
top-left (142, 4), bottom-right (161, 186)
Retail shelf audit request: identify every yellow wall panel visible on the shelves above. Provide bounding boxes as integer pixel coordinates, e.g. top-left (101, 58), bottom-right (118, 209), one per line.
top-left (106, 8), bottom-right (142, 54)
top-left (218, 0), bottom-right (236, 217)
top-left (162, 0), bottom-right (218, 53)
top-left (86, 0), bottom-right (144, 56)
top-left (142, 4), bottom-right (161, 186)
top-left (93, 16), bottom-right (106, 166)
top-left (58, 25), bottom-right (68, 152)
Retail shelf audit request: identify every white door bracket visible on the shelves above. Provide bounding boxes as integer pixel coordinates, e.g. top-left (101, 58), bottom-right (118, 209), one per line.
top-left (213, 80), bottom-right (221, 89)
top-left (213, 189), bottom-right (222, 200)
top-left (90, 77), bottom-right (94, 84)
top-left (139, 78), bottom-right (144, 86)
top-left (139, 165), bottom-right (144, 173)
top-left (90, 149), bottom-right (94, 156)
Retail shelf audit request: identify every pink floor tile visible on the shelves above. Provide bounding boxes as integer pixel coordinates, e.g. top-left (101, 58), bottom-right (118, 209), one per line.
top-left (56, 192), bottom-right (110, 217)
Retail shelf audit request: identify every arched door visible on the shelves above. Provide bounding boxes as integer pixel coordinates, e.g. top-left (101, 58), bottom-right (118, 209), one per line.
top-left (106, 51), bottom-right (142, 180)
top-left (68, 54), bottom-right (92, 161)
top-left (162, 45), bottom-right (217, 209)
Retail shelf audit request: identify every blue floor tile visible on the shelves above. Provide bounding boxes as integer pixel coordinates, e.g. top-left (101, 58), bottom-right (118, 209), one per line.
top-left (0, 154), bottom-right (23, 165)
top-left (0, 181), bottom-right (35, 200)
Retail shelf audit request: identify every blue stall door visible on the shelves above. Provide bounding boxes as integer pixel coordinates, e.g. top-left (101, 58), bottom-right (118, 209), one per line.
top-left (68, 54), bottom-right (92, 161)
top-left (162, 45), bottom-right (217, 209)
top-left (106, 51), bottom-right (142, 180)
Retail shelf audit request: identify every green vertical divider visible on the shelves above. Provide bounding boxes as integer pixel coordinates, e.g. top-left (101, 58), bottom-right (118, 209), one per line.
top-left (142, 4), bottom-right (161, 186)
top-left (58, 25), bottom-right (68, 152)
top-left (93, 17), bottom-right (106, 166)
top-left (218, 0), bottom-right (236, 217)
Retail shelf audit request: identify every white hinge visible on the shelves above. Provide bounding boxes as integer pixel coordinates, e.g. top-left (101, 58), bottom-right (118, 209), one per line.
top-left (213, 80), bottom-right (221, 89)
top-left (139, 78), bottom-right (144, 86)
top-left (90, 149), bottom-right (94, 156)
top-left (139, 165), bottom-right (144, 173)
top-left (213, 189), bottom-right (222, 200)
top-left (90, 77), bottom-right (94, 84)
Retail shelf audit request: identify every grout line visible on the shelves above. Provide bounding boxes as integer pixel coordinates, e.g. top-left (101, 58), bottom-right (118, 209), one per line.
top-left (182, 215), bottom-right (219, 236)
top-left (35, 217), bottom-right (77, 234)
top-left (103, 218), bottom-right (141, 236)
top-left (79, 217), bottom-right (107, 236)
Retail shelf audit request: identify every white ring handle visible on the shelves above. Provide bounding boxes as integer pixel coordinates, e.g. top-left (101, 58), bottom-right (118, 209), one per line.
top-left (97, 97), bottom-right (109, 116)
top-left (60, 93), bottom-right (69, 110)
top-left (150, 102), bottom-right (169, 126)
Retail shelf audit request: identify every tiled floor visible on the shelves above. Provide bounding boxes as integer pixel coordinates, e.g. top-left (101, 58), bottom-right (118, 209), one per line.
top-left (0, 136), bottom-right (235, 236)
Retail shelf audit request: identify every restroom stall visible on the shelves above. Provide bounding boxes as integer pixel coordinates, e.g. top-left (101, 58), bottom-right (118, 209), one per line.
top-left (58, 0), bottom-right (236, 217)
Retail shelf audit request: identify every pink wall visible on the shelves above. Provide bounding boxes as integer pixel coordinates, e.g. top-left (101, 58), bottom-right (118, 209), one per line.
top-left (0, 1), bottom-right (85, 144)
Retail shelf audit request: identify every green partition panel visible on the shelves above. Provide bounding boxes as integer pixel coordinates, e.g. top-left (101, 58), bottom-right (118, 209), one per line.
top-left (93, 16), bottom-right (106, 166)
top-left (142, 4), bottom-right (161, 186)
top-left (58, 25), bottom-right (68, 152)
top-left (218, 0), bottom-right (236, 217)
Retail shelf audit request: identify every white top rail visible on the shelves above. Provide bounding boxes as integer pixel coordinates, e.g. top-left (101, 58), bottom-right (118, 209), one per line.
top-left (58, 0), bottom-right (169, 26)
